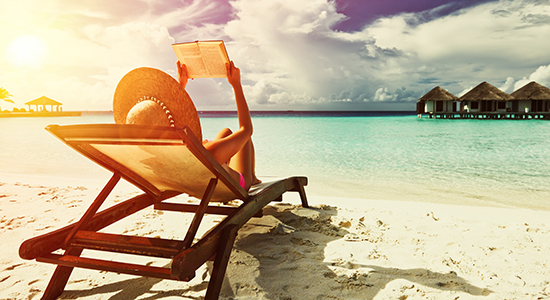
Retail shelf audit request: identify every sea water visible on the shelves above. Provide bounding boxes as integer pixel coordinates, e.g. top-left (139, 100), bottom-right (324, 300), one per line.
top-left (2, 112), bottom-right (550, 211)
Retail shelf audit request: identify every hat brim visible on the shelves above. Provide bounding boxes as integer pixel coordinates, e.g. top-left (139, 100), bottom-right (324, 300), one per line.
top-left (113, 67), bottom-right (202, 141)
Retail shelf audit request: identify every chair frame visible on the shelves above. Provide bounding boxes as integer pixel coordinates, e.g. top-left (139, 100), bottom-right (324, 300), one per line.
top-left (19, 124), bottom-right (308, 300)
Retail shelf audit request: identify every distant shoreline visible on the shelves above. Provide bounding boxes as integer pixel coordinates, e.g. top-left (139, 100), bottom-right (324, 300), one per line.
top-left (0, 111), bottom-right (82, 118)
top-left (0, 110), bottom-right (418, 118)
top-left (0, 111), bottom-right (117, 118)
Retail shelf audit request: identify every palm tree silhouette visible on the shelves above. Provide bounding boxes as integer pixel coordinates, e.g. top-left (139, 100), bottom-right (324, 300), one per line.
top-left (0, 87), bottom-right (15, 111)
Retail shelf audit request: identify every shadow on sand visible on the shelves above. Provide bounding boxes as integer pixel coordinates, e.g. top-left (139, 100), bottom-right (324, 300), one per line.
top-left (60, 272), bottom-right (208, 300)
top-left (221, 203), bottom-right (491, 300)
top-left (58, 203), bottom-right (490, 300)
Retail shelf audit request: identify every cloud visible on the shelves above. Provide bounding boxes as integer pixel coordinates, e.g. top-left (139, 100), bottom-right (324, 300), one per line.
top-left (82, 22), bottom-right (175, 68)
top-left (500, 77), bottom-right (516, 93)
top-left (493, 63), bottom-right (550, 95)
top-left (513, 63), bottom-right (550, 91)
top-left (373, 87), bottom-right (397, 102)
top-left (44, 76), bottom-right (111, 110)
top-left (220, 0), bottom-right (415, 108)
top-left (215, 0), bottom-right (550, 109)
top-left (364, 0), bottom-right (550, 93)
top-left (2, 0), bottom-right (550, 111)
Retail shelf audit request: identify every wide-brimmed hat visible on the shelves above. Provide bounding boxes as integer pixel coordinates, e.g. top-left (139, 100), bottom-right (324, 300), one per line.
top-left (113, 67), bottom-right (202, 140)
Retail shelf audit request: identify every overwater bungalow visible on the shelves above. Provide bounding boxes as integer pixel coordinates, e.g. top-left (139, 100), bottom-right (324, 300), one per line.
top-left (416, 86), bottom-right (458, 116)
top-left (417, 81), bottom-right (550, 119)
top-left (0, 96), bottom-right (80, 118)
top-left (459, 81), bottom-right (513, 114)
top-left (510, 81), bottom-right (550, 113)
top-left (25, 96), bottom-right (63, 112)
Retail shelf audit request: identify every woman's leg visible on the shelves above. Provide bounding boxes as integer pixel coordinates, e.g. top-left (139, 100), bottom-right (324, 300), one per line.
top-left (214, 128), bottom-right (233, 140)
top-left (227, 138), bottom-right (260, 190)
top-left (206, 128), bottom-right (259, 190)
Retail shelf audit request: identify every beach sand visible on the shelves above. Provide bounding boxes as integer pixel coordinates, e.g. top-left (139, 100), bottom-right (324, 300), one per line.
top-left (1, 174), bottom-right (549, 300)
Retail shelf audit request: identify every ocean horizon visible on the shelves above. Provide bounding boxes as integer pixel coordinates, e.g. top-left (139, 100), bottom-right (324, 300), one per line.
top-left (1, 111), bottom-right (549, 211)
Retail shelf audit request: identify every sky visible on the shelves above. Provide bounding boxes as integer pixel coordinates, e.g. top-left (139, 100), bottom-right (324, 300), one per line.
top-left (1, 0), bottom-right (550, 111)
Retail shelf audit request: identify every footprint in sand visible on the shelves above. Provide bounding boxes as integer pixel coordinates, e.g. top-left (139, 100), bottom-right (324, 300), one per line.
top-left (3, 263), bottom-right (25, 271)
top-left (0, 216), bottom-right (27, 231)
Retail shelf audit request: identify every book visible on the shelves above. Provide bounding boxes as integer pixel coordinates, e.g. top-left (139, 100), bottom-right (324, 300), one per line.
top-left (172, 40), bottom-right (230, 79)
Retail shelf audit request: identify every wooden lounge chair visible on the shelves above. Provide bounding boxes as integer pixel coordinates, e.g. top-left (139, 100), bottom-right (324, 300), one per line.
top-left (19, 124), bottom-right (308, 300)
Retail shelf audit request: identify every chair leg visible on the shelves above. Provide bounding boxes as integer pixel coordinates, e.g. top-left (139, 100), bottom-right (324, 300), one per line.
top-left (41, 248), bottom-right (83, 300)
top-left (205, 224), bottom-right (239, 300)
top-left (63, 173), bottom-right (121, 246)
top-left (182, 178), bottom-right (218, 249)
top-left (295, 181), bottom-right (309, 208)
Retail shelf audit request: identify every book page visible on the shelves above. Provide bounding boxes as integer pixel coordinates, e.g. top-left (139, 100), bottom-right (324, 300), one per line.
top-left (172, 41), bottom-right (229, 78)
top-left (199, 44), bottom-right (228, 77)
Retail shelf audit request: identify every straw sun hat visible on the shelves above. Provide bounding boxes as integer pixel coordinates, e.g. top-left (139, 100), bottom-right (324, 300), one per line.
top-left (113, 67), bottom-right (202, 140)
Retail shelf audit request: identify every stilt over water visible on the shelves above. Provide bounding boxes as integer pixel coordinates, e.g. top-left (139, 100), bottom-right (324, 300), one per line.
top-left (420, 112), bottom-right (550, 120)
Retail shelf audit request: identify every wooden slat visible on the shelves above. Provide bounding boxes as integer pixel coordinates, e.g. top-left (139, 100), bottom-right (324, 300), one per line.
top-left (154, 202), bottom-right (263, 217)
top-left (19, 191), bottom-right (180, 260)
top-left (70, 231), bottom-right (183, 258)
top-left (37, 254), bottom-right (173, 280)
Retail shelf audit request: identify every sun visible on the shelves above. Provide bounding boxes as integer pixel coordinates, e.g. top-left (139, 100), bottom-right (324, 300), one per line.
top-left (5, 34), bottom-right (49, 70)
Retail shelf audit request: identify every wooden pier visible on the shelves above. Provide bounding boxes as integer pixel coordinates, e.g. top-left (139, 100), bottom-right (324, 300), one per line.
top-left (421, 112), bottom-right (550, 120)
top-left (0, 111), bottom-right (82, 118)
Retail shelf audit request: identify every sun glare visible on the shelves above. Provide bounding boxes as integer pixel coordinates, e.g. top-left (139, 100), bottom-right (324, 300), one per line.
top-left (5, 35), bottom-right (49, 70)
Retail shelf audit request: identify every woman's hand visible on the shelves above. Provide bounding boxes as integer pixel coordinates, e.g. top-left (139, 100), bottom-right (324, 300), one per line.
top-left (177, 61), bottom-right (189, 90)
top-left (226, 61), bottom-right (241, 88)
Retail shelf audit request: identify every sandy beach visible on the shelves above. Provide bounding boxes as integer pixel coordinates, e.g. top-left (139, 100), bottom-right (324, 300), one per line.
top-left (1, 174), bottom-right (549, 300)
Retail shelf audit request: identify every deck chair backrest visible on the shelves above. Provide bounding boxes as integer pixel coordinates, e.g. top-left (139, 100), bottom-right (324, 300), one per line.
top-left (46, 124), bottom-right (248, 202)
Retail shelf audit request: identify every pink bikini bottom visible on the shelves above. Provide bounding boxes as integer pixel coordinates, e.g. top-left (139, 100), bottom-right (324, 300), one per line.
top-left (238, 172), bottom-right (246, 189)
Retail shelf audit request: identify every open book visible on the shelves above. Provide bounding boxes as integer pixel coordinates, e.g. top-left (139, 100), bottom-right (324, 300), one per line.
top-left (172, 40), bottom-right (230, 79)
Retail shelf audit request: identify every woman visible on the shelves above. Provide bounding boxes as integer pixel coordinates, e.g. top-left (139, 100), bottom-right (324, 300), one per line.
top-left (177, 61), bottom-right (260, 191)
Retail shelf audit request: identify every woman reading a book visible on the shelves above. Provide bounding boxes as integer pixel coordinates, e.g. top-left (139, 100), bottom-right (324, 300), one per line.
top-left (177, 60), bottom-right (260, 191)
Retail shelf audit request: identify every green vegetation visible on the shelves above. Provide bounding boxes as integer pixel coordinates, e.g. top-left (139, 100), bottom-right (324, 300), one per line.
top-left (0, 87), bottom-right (14, 112)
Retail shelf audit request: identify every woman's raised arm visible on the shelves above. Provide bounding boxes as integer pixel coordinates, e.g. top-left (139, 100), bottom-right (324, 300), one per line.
top-left (227, 61), bottom-right (252, 137)
top-left (177, 61), bottom-right (189, 90)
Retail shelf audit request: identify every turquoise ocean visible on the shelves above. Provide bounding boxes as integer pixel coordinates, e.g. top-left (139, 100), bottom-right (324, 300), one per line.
top-left (2, 111), bottom-right (550, 211)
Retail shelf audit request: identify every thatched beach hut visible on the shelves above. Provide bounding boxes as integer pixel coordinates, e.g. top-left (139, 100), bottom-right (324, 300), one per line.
top-left (510, 81), bottom-right (550, 113)
top-left (458, 81), bottom-right (513, 113)
top-left (416, 86), bottom-right (458, 114)
top-left (25, 96), bottom-right (63, 112)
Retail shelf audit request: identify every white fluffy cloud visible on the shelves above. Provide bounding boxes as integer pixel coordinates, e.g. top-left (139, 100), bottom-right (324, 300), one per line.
top-left (2, 0), bottom-right (550, 111)
top-left (512, 64), bottom-right (550, 91)
top-left (364, 0), bottom-right (550, 95)
top-left (222, 0), bottom-right (400, 109)
top-left (217, 0), bottom-right (550, 109)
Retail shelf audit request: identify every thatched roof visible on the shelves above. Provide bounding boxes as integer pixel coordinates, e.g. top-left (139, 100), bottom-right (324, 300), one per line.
top-left (25, 96), bottom-right (63, 106)
top-left (510, 81), bottom-right (550, 100)
top-left (418, 86), bottom-right (458, 102)
top-left (459, 81), bottom-right (513, 101)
